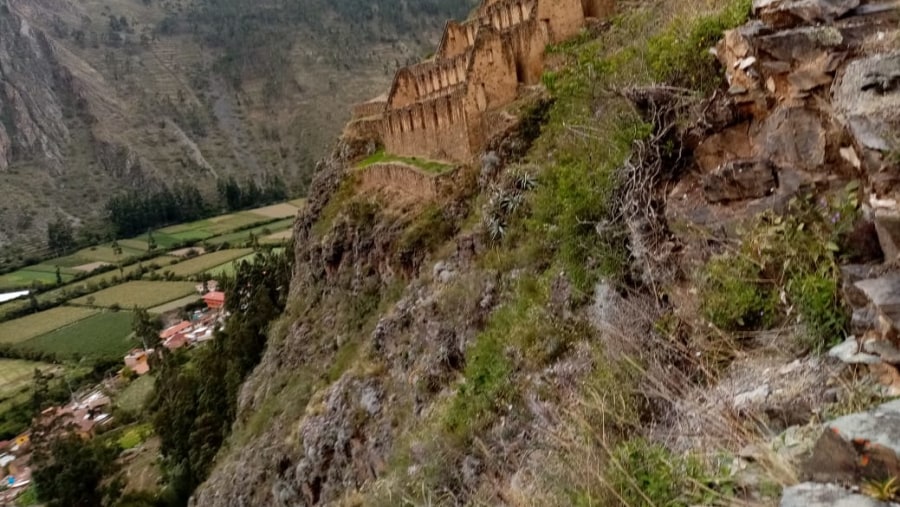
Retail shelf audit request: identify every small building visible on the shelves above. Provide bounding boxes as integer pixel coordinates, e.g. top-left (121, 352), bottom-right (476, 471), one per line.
top-left (124, 349), bottom-right (153, 376)
top-left (195, 280), bottom-right (219, 294)
top-left (164, 333), bottom-right (189, 350)
top-left (160, 321), bottom-right (193, 341)
top-left (203, 291), bottom-right (226, 310)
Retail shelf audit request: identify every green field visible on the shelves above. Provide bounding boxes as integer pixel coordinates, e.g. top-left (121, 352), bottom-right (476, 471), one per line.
top-left (15, 311), bottom-right (135, 361)
top-left (117, 375), bottom-right (156, 414)
top-left (0, 359), bottom-right (57, 398)
top-left (148, 294), bottom-right (204, 315)
top-left (72, 281), bottom-right (197, 309)
top-left (205, 219), bottom-right (294, 246)
top-left (0, 306), bottom-right (98, 344)
top-left (150, 249), bottom-right (252, 278)
top-left (159, 212), bottom-right (268, 242)
top-left (0, 268), bottom-right (76, 290)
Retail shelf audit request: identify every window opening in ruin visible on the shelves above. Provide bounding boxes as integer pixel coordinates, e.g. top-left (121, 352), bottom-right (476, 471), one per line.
top-left (515, 59), bottom-right (526, 83)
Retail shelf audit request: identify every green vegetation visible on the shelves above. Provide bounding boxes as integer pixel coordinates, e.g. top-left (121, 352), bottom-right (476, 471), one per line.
top-left (645, 0), bottom-right (752, 91)
top-left (148, 295), bottom-right (205, 315)
top-left (15, 311), bottom-right (135, 361)
top-left (117, 423), bottom-right (154, 450)
top-left (358, 148), bottom-right (455, 174)
top-left (72, 281), bottom-right (197, 309)
top-left (152, 249), bottom-right (292, 503)
top-left (0, 307), bottom-right (98, 344)
top-left (700, 191), bottom-right (856, 350)
top-left (116, 375), bottom-right (156, 415)
top-left (604, 439), bottom-right (732, 506)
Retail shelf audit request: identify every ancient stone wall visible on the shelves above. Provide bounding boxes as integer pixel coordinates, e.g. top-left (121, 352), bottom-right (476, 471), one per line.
top-left (357, 162), bottom-right (440, 199)
top-left (351, 99), bottom-right (387, 120)
top-left (346, 0), bottom-right (611, 163)
top-left (382, 91), bottom-right (472, 162)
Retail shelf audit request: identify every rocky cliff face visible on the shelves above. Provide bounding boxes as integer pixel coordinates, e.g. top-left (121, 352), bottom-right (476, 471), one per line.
top-left (0, 8), bottom-right (70, 174)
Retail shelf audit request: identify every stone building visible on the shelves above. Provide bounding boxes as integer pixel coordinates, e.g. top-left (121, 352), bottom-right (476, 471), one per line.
top-left (344, 0), bottom-right (615, 163)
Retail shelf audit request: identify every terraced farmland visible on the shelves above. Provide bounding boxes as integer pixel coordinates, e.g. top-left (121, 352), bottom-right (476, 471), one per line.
top-left (151, 249), bottom-right (252, 278)
top-left (0, 306), bottom-right (98, 344)
top-left (15, 311), bottom-right (135, 361)
top-left (0, 359), bottom-right (57, 398)
top-left (72, 281), bottom-right (198, 309)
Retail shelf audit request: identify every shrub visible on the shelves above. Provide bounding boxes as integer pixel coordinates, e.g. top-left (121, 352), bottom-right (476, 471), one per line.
top-left (605, 438), bottom-right (732, 507)
top-left (646, 0), bottom-right (752, 91)
top-left (699, 192), bottom-right (855, 349)
top-left (700, 255), bottom-right (775, 331)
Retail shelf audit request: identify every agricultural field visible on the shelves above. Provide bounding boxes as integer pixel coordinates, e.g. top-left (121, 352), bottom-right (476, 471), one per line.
top-left (0, 359), bottom-right (57, 398)
top-left (150, 249), bottom-right (252, 278)
top-left (261, 229), bottom-right (293, 244)
top-left (0, 298), bottom-right (27, 321)
top-left (35, 255), bottom-right (181, 304)
top-left (148, 294), bottom-right (204, 315)
top-left (205, 247), bottom-right (286, 278)
top-left (0, 306), bottom-right (98, 344)
top-left (0, 266), bottom-right (78, 290)
top-left (247, 203), bottom-right (301, 219)
top-left (14, 311), bottom-right (135, 361)
top-left (72, 281), bottom-right (197, 309)
top-left (205, 219), bottom-right (294, 246)
top-left (159, 212), bottom-right (268, 242)
top-left (289, 198), bottom-right (308, 208)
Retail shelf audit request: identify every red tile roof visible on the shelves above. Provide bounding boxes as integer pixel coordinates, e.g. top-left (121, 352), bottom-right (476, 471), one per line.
top-left (202, 291), bottom-right (225, 304)
top-left (160, 321), bottom-right (192, 339)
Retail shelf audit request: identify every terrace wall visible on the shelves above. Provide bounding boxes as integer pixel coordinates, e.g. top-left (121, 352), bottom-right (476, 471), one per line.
top-left (351, 100), bottom-right (387, 120)
top-left (344, 0), bottom-right (614, 164)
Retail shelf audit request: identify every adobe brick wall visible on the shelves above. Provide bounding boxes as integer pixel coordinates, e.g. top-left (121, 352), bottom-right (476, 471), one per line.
top-left (351, 100), bottom-right (387, 120)
top-left (357, 162), bottom-right (440, 199)
top-left (345, 0), bottom-right (616, 164)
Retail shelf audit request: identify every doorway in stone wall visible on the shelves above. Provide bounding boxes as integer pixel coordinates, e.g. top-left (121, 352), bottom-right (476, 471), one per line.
top-left (515, 59), bottom-right (526, 84)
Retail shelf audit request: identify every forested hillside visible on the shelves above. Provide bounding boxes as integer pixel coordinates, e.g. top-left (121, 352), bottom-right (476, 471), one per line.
top-left (0, 0), bottom-right (474, 265)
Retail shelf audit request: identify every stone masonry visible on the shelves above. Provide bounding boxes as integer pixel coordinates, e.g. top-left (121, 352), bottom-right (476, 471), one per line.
top-left (343, 0), bottom-right (615, 163)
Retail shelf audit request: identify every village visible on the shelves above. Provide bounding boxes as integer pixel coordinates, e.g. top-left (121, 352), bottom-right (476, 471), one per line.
top-left (0, 284), bottom-right (228, 504)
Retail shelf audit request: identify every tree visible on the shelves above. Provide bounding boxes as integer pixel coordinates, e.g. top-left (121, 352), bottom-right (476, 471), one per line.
top-left (32, 432), bottom-right (120, 507)
top-left (47, 216), bottom-right (75, 256)
top-left (54, 266), bottom-right (62, 286)
top-left (133, 307), bottom-right (162, 350)
top-left (31, 368), bottom-right (50, 413)
top-left (147, 230), bottom-right (157, 251)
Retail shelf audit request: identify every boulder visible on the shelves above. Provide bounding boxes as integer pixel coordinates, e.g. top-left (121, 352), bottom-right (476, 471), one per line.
top-left (855, 275), bottom-right (900, 329)
top-left (874, 207), bottom-right (900, 263)
top-left (833, 52), bottom-right (900, 153)
top-left (755, 0), bottom-right (861, 29)
top-left (829, 336), bottom-right (881, 364)
top-left (702, 159), bottom-right (778, 203)
top-left (804, 399), bottom-right (900, 484)
top-left (695, 123), bottom-right (754, 172)
top-left (781, 482), bottom-right (898, 507)
top-left (754, 106), bottom-right (826, 172)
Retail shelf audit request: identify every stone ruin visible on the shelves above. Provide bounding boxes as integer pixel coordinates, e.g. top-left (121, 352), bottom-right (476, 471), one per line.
top-left (342, 0), bottom-right (616, 164)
